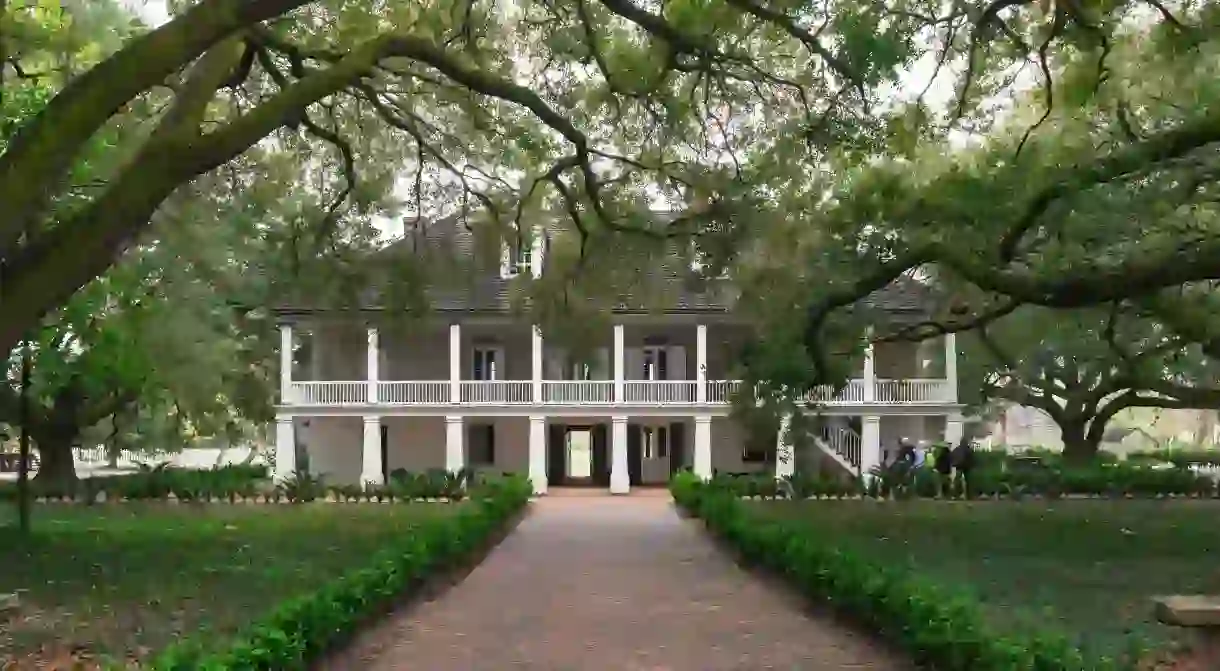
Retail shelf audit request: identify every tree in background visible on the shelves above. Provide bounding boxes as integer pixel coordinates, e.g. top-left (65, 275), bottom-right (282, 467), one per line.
top-left (953, 306), bottom-right (1220, 462)
top-left (731, 8), bottom-right (1220, 405)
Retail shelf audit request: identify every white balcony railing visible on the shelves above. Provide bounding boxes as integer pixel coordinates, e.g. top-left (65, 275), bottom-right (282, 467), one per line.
top-left (290, 381), bottom-right (368, 405)
top-left (705, 380), bottom-right (741, 403)
top-left (461, 381), bottom-right (533, 404)
top-left (804, 380), bottom-right (868, 404)
top-left (285, 378), bottom-right (956, 406)
top-left (378, 381), bottom-right (450, 404)
top-left (543, 381), bottom-right (614, 404)
top-left (874, 379), bottom-right (954, 403)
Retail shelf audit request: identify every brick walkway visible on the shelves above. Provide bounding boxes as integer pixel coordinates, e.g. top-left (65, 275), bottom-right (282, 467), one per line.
top-left (331, 496), bottom-right (910, 670)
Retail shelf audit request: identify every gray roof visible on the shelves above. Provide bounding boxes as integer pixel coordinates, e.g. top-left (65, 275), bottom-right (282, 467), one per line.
top-left (273, 214), bottom-right (936, 318)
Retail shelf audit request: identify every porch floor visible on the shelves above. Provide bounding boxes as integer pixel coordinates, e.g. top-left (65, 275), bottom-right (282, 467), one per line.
top-left (329, 495), bottom-right (908, 670)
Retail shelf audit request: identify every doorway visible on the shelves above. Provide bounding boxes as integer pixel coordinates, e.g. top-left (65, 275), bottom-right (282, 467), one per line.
top-left (546, 423), bottom-right (610, 487)
top-left (567, 428), bottom-right (593, 481)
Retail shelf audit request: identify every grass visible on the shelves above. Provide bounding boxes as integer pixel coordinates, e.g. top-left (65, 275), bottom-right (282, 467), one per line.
top-left (0, 502), bottom-right (457, 666)
top-left (749, 499), bottom-right (1220, 658)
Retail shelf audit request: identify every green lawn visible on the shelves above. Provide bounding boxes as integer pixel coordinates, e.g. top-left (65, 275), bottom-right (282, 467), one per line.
top-left (749, 499), bottom-right (1220, 658)
top-left (0, 503), bottom-right (455, 666)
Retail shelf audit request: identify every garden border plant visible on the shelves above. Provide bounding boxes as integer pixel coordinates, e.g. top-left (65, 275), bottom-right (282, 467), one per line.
top-left (134, 474), bottom-right (533, 670)
top-left (707, 457), bottom-right (1220, 502)
top-left (0, 465), bottom-right (499, 505)
top-left (670, 472), bottom-right (1150, 670)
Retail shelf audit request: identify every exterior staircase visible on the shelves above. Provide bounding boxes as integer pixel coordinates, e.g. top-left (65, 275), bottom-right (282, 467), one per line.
top-left (809, 420), bottom-right (862, 475)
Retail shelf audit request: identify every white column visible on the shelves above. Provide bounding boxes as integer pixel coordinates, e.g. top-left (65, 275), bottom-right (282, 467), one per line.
top-left (528, 415), bottom-right (547, 495)
top-left (360, 416), bottom-right (383, 487)
top-left (611, 415), bottom-right (630, 494)
top-left (366, 327), bottom-right (379, 404)
top-left (861, 415), bottom-right (881, 480)
top-left (944, 333), bottom-right (958, 402)
top-left (693, 415), bottom-right (712, 480)
top-left (613, 323), bottom-right (625, 403)
top-left (775, 413), bottom-right (794, 479)
top-left (696, 323), bottom-right (707, 403)
top-left (863, 339), bottom-right (876, 402)
top-left (445, 415), bottom-right (465, 472)
top-left (279, 324), bottom-right (293, 404)
top-left (532, 326), bottom-right (543, 403)
top-left (449, 323), bottom-right (461, 404)
top-left (274, 415), bottom-right (296, 482)
top-left (945, 411), bottom-right (964, 445)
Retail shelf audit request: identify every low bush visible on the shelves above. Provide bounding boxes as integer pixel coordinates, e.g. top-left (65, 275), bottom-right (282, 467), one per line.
top-left (708, 458), bottom-right (1218, 502)
top-left (145, 474), bottom-right (532, 670)
top-left (1126, 448), bottom-right (1220, 468)
top-left (670, 473), bottom-right (1143, 670)
top-left (0, 463), bottom-right (271, 504)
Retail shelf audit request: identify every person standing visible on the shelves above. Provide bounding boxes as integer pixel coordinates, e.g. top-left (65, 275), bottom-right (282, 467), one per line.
top-left (933, 442), bottom-right (953, 497)
top-left (951, 435), bottom-right (976, 498)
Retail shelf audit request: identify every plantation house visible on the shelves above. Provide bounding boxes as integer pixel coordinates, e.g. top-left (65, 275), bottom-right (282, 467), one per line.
top-left (273, 217), bottom-right (965, 494)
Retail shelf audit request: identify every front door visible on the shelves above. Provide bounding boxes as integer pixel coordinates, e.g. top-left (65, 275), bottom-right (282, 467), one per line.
top-left (565, 428), bottom-right (594, 484)
top-left (591, 424), bottom-right (609, 486)
top-left (669, 421), bottom-right (686, 475)
top-left (547, 424), bottom-right (566, 486)
top-left (627, 424), bottom-right (643, 486)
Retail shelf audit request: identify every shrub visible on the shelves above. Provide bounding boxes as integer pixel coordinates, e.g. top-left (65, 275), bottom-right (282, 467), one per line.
top-left (671, 478), bottom-right (1141, 670)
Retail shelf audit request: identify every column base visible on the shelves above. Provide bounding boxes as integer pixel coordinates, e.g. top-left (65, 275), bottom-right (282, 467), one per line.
top-left (609, 473), bottom-right (631, 495)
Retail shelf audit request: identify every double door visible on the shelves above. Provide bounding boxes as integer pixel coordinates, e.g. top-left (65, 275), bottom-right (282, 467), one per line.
top-left (546, 422), bottom-right (687, 487)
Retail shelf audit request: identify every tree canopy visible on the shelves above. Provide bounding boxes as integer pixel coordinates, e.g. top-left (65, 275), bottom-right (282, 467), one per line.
top-left (783, 7), bottom-right (1220, 385)
top-left (5, 0), bottom-right (1206, 356)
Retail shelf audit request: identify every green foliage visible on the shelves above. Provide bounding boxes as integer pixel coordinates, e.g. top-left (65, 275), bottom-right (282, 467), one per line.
top-left (671, 479), bottom-right (1147, 670)
top-left (0, 500), bottom-right (471, 662)
top-left (0, 463), bottom-right (269, 503)
top-left (693, 455), bottom-right (1219, 501)
top-left (146, 475), bottom-right (531, 669)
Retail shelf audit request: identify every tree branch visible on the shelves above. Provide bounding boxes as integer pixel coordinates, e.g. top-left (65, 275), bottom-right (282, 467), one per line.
top-left (0, 0), bottom-right (313, 255)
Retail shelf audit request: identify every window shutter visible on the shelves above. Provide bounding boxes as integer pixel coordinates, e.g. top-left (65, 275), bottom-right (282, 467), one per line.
top-left (594, 348), bottom-right (610, 380)
top-left (667, 346), bottom-right (686, 380)
top-left (625, 348), bottom-right (644, 381)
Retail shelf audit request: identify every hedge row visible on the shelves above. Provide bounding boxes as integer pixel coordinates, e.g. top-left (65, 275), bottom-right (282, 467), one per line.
top-left (139, 474), bottom-right (533, 670)
top-left (0, 466), bottom-right (511, 504)
top-left (670, 472), bottom-right (1146, 671)
top-left (710, 461), bottom-right (1220, 500)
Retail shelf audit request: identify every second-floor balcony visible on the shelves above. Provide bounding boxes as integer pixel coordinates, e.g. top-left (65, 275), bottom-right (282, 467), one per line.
top-left (284, 378), bottom-right (956, 407)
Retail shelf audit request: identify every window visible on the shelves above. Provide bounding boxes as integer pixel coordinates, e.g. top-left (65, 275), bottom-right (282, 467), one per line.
top-left (643, 346), bottom-right (668, 381)
top-left (472, 347), bottom-right (501, 381)
top-left (507, 241), bottom-right (532, 277)
top-left (741, 429), bottom-right (773, 463)
top-left (643, 426), bottom-right (669, 460)
top-left (468, 424), bottom-right (495, 465)
top-left (501, 227), bottom-right (534, 278)
top-left (689, 242), bottom-right (731, 279)
top-left (741, 445), bottom-right (770, 463)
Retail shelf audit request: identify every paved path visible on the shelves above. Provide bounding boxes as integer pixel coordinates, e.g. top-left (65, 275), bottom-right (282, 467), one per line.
top-left (333, 496), bottom-right (909, 670)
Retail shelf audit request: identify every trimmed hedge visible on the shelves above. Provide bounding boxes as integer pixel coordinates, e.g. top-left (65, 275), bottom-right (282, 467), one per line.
top-left (142, 474), bottom-right (532, 670)
top-left (671, 472), bottom-right (1145, 671)
top-left (707, 460), bottom-right (1220, 502)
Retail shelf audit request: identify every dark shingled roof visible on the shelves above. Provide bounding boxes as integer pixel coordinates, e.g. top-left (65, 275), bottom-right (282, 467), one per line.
top-left (274, 214), bottom-right (936, 317)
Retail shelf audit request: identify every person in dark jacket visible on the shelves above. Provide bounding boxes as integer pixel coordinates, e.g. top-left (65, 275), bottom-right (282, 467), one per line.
top-left (896, 437), bottom-right (916, 468)
top-left (933, 443), bottom-right (952, 497)
top-left (951, 436), bottom-right (976, 497)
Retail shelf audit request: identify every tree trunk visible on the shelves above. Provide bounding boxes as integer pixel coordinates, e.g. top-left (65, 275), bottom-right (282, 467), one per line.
top-left (31, 432), bottom-right (78, 487)
top-left (1059, 420), bottom-right (1102, 465)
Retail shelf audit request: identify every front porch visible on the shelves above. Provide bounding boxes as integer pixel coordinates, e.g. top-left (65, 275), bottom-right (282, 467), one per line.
top-left (277, 410), bottom-right (964, 493)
